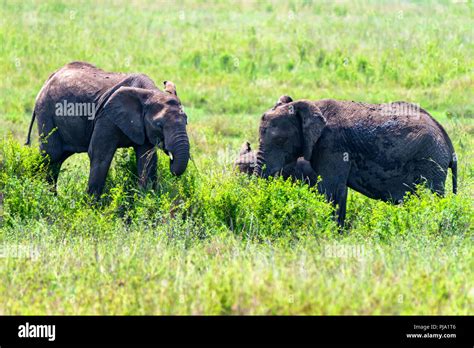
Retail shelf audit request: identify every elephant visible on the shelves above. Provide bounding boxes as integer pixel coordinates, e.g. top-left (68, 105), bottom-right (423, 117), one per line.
top-left (26, 61), bottom-right (190, 197)
top-left (254, 95), bottom-right (457, 227)
top-left (234, 141), bottom-right (318, 186)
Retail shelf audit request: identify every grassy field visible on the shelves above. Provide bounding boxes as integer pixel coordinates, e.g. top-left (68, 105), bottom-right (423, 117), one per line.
top-left (0, 0), bottom-right (473, 314)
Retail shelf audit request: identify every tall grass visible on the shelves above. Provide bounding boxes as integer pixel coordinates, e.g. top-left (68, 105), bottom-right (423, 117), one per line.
top-left (0, 135), bottom-right (472, 314)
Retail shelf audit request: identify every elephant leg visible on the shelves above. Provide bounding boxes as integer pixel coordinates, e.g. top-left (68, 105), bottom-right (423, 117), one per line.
top-left (38, 122), bottom-right (62, 187)
top-left (134, 144), bottom-right (157, 189)
top-left (87, 128), bottom-right (118, 198)
top-left (45, 151), bottom-right (73, 192)
top-left (318, 181), bottom-right (348, 229)
top-left (314, 152), bottom-right (351, 228)
top-left (333, 185), bottom-right (348, 228)
top-left (413, 159), bottom-right (448, 196)
top-left (87, 148), bottom-right (116, 198)
top-left (430, 180), bottom-right (446, 196)
top-left (426, 166), bottom-right (447, 197)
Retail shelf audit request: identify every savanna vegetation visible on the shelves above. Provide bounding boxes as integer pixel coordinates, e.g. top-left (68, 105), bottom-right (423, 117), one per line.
top-left (0, 0), bottom-right (472, 314)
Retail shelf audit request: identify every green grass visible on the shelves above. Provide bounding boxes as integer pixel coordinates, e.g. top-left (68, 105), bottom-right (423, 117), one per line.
top-left (0, 0), bottom-right (473, 314)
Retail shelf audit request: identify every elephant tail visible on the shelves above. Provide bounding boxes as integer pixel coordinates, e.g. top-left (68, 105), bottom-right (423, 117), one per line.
top-left (25, 110), bottom-right (36, 146)
top-left (450, 153), bottom-right (457, 194)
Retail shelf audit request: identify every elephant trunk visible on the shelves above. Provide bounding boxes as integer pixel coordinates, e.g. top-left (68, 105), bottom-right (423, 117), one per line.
top-left (165, 129), bottom-right (190, 176)
top-left (253, 143), bottom-right (266, 177)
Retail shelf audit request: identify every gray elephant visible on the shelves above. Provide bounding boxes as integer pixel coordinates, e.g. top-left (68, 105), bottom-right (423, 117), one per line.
top-left (254, 95), bottom-right (457, 227)
top-left (234, 141), bottom-right (317, 186)
top-left (26, 61), bottom-right (190, 197)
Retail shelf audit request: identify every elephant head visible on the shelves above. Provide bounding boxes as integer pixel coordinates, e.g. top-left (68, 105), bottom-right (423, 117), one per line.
top-left (234, 141), bottom-right (257, 174)
top-left (254, 95), bottom-right (326, 178)
top-left (99, 81), bottom-right (189, 176)
top-left (235, 141), bottom-right (317, 185)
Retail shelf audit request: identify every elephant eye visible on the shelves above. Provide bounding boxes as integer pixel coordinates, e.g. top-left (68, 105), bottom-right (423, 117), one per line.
top-left (273, 135), bottom-right (287, 146)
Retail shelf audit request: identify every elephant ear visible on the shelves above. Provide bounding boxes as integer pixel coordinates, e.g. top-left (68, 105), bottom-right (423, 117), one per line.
top-left (100, 87), bottom-right (152, 145)
top-left (239, 141), bottom-right (252, 155)
top-left (163, 81), bottom-right (178, 96)
top-left (272, 95), bottom-right (293, 110)
top-left (293, 100), bottom-right (326, 162)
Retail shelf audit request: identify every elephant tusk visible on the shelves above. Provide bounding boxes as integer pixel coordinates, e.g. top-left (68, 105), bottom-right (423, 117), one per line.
top-left (169, 152), bottom-right (174, 161)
